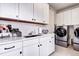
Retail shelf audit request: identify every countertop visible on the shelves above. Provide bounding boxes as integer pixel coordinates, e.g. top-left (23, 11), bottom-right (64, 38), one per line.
top-left (0, 37), bottom-right (23, 45)
top-left (0, 33), bottom-right (54, 45)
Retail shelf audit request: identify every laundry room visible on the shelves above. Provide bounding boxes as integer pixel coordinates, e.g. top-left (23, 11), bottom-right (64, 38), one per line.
top-left (1, 0), bottom-right (79, 56)
top-left (52, 3), bottom-right (79, 56)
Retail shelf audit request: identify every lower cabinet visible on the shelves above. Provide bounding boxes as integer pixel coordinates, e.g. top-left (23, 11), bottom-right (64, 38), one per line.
top-left (23, 34), bottom-right (55, 56)
top-left (47, 36), bottom-right (55, 55)
top-left (0, 34), bottom-right (55, 56)
top-left (39, 41), bottom-right (48, 56)
top-left (0, 48), bottom-right (22, 56)
top-left (23, 43), bottom-right (39, 56)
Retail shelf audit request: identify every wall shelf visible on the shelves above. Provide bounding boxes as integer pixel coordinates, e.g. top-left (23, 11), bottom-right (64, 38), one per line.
top-left (0, 17), bottom-right (48, 25)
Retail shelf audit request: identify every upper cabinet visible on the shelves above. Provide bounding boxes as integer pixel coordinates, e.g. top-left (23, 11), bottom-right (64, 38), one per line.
top-left (56, 7), bottom-right (79, 26)
top-left (71, 7), bottom-right (79, 25)
top-left (56, 12), bottom-right (64, 26)
top-left (34, 3), bottom-right (44, 23)
top-left (63, 10), bottom-right (72, 25)
top-left (43, 3), bottom-right (49, 24)
top-left (0, 3), bottom-right (49, 24)
top-left (34, 3), bottom-right (49, 24)
top-left (0, 3), bottom-right (18, 19)
top-left (19, 3), bottom-right (33, 21)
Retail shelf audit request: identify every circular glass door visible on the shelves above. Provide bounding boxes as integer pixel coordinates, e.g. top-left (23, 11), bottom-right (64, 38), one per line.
top-left (55, 27), bottom-right (67, 37)
top-left (74, 27), bottom-right (79, 38)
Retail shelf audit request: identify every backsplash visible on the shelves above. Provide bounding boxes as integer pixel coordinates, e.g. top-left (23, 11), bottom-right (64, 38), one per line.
top-left (0, 20), bottom-right (48, 36)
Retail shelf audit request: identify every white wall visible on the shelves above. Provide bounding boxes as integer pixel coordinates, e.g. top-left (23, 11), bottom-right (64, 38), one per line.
top-left (69, 26), bottom-right (74, 44)
top-left (48, 6), bottom-right (55, 33)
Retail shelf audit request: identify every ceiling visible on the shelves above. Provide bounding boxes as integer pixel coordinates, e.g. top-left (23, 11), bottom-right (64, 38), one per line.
top-left (49, 3), bottom-right (79, 11)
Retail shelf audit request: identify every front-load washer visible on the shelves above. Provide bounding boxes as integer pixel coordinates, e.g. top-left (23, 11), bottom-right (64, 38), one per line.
top-left (55, 26), bottom-right (69, 47)
top-left (73, 25), bottom-right (79, 51)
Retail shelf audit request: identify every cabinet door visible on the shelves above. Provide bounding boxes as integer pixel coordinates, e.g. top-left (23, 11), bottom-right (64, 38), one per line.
top-left (64, 10), bottom-right (72, 25)
top-left (0, 48), bottom-right (22, 56)
top-left (72, 7), bottom-right (79, 25)
top-left (47, 37), bottom-right (55, 55)
top-left (40, 41), bottom-right (48, 56)
top-left (0, 3), bottom-right (18, 19)
top-left (19, 3), bottom-right (33, 21)
top-left (43, 3), bottom-right (49, 24)
top-left (56, 12), bottom-right (64, 26)
top-left (34, 3), bottom-right (44, 23)
top-left (23, 44), bottom-right (39, 56)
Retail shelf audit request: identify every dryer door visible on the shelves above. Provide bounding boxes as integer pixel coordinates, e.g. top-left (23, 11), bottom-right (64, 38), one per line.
top-left (74, 27), bottom-right (79, 38)
top-left (55, 27), bottom-right (67, 37)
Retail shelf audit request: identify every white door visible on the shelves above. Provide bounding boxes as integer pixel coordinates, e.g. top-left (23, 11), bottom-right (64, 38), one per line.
top-left (40, 41), bottom-right (48, 56)
top-left (23, 43), bottom-right (39, 56)
top-left (56, 12), bottom-right (64, 26)
top-left (43, 3), bottom-right (49, 24)
top-left (0, 48), bottom-right (22, 56)
top-left (72, 7), bottom-right (79, 25)
top-left (64, 10), bottom-right (72, 25)
top-left (0, 3), bottom-right (18, 19)
top-left (34, 3), bottom-right (44, 23)
top-left (19, 3), bottom-right (33, 21)
top-left (47, 37), bottom-right (55, 55)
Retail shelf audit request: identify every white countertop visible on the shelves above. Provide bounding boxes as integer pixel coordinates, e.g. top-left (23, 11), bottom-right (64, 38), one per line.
top-left (0, 37), bottom-right (23, 45)
top-left (0, 33), bottom-right (54, 45)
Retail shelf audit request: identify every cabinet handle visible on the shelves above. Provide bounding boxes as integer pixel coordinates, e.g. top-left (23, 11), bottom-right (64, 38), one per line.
top-left (38, 45), bottom-right (40, 47)
top-left (4, 46), bottom-right (15, 50)
top-left (20, 51), bottom-right (22, 54)
top-left (32, 18), bottom-right (34, 20)
top-left (40, 44), bottom-right (42, 46)
top-left (43, 21), bottom-right (45, 22)
top-left (49, 41), bottom-right (51, 43)
top-left (51, 37), bottom-right (53, 38)
top-left (16, 15), bottom-right (18, 18)
top-left (33, 19), bottom-right (36, 21)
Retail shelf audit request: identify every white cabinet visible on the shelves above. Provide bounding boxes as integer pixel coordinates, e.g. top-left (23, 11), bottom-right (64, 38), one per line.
top-left (23, 38), bottom-right (39, 56)
top-left (63, 10), bottom-right (72, 25)
top-left (0, 3), bottom-right (49, 24)
top-left (72, 7), bottom-right (79, 25)
top-left (56, 12), bottom-right (64, 26)
top-left (23, 44), bottom-right (39, 56)
top-left (39, 35), bottom-right (55, 56)
top-left (0, 48), bottom-right (22, 56)
top-left (19, 3), bottom-right (33, 21)
top-left (43, 3), bottom-right (49, 24)
top-left (34, 3), bottom-right (49, 24)
top-left (0, 41), bottom-right (22, 56)
top-left (0, 3), bottom-right (18, 19)
top-left (40, 40), bottom-right (48, 56)
top-left (47, 36), bottom-right (55, 55)
top-left (34, 3), bottom-right (44, 23)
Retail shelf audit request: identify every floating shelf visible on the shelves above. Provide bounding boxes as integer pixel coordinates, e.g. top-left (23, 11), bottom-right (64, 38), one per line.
top-left (0, 17), bottom-right (48, 25)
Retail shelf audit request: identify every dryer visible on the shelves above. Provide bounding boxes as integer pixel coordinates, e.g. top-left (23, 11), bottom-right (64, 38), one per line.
top-left (73, 25), bottom-right (79, 51)
top-left (55, 26), bottom-right (69, 47)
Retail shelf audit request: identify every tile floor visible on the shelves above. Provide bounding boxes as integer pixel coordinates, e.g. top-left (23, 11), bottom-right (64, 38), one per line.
top-left (51, 45), bottom-right (79, 56)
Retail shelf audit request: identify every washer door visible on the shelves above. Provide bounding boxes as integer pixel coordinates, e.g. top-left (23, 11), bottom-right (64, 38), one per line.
top-left (55, 27), bottom-right (67, 37)
top-left (74, 27), bottom-right (79, 38)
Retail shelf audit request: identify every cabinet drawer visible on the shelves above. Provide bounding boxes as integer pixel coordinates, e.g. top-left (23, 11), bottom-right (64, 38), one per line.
top-left (0, 41), bottom-right (22, 54)
top-left (23, 38), bottom-right (39, 46)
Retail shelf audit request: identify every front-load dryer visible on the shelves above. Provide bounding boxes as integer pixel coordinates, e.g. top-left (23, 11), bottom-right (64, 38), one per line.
top-left (73, 25), bottom-right (79, 51)
top-left (55, 26), bottom-right (69, 47)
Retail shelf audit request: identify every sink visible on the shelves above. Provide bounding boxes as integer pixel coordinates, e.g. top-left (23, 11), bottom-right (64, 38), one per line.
top-left (24, 35), bottom-right (41, 38)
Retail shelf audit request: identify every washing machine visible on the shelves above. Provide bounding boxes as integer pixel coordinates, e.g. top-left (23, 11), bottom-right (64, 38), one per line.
top-left (55, 26), bottom-right (69, 47)
top-left (73, 25), bottom-right (79, 51)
